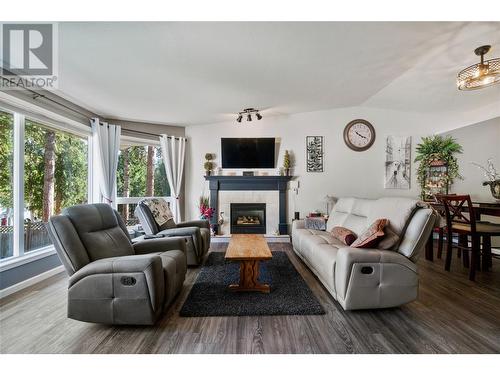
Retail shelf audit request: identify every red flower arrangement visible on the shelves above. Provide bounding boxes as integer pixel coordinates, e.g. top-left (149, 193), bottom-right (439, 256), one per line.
top-left (199, 196), bottom-right (214, 220)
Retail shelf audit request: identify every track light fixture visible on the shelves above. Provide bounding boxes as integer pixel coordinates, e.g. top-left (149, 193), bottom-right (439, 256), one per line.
top-left (236, 108), bottom-right (263, 123)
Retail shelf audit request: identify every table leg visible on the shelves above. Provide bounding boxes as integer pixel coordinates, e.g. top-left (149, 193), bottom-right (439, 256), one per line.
top-left (425, 232), bottom-right (434, 261)
top-left (229, 260), bottom-right (270, 293)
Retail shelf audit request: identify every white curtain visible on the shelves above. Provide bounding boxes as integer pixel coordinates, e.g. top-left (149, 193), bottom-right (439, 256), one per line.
top-left (91, 118), bottom-right (121, 207)
top-left (159, 134), bottom-right (186, 222)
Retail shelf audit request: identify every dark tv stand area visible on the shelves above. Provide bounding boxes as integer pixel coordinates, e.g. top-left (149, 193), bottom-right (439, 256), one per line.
top-left (204, 175), bottom-right (293, 235)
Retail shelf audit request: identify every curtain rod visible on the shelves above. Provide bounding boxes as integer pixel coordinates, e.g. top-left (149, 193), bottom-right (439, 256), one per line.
top-left (2, 74), bottom-right (186, 142)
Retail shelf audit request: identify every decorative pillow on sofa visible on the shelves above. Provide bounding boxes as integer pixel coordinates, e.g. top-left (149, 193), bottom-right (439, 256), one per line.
top-left (331, 226), bottom-right (357, 246)
top-left (351, 218), bottom-right (388, 248)
top-left (377, 226), bottom-right (400, 250)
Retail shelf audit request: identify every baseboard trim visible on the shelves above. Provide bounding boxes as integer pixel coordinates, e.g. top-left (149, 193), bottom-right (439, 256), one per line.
top-left (0, 265), bottom-right (65, 299)
top-left (211, 234), bottom-right (291, 243)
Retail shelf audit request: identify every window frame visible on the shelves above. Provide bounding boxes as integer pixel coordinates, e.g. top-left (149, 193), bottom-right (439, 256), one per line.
top-left (0, 103), bottom-right (93, 269)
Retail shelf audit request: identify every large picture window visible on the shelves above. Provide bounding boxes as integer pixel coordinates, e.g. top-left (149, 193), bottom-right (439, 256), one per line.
top-left (0, 111), bottom-right (14, 259)
top-left (0, 105), bottom-right (91, 264)
top-left (23, 119), bottom-right (88, 253)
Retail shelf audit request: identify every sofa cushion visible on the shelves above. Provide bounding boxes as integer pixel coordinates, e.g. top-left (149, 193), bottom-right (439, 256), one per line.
top-left (331, 226), bottom-right (357, 246)
top-left (351, 218), bottom-right (388, 248)
top-left (367, 197), bottom-right (419, 235)
top-left (327, 198), bottom-right (370, 234)
top-left (378, 226), bottom-right (400, 250)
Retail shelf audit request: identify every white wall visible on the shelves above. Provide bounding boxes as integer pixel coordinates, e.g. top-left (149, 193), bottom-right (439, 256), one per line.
top-left (185, 106), bottom-right (445, 224)
top-left (443, 117), bottom-right (500, 201)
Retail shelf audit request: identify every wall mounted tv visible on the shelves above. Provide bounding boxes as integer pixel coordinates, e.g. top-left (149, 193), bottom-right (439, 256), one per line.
top-left (221, 138), bottom-right (275, 169)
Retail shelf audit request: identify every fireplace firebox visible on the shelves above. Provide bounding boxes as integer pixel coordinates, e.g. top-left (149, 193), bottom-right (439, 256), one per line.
top-left (230, 203), bottom-right (266, 234)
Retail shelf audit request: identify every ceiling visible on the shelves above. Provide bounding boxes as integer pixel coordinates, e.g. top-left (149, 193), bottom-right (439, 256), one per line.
top-left (54, 22), bottom-right (500, 126)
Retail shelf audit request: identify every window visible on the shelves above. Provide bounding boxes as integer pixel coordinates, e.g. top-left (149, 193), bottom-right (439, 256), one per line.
top-left (23, 119), bottom-right (88, 253)
top-left (0, 111), bottom-right (14, 259)
top-left (116, 144), bottom-right (170, 225)
top-left (0, 105), bottom-right (91, 264)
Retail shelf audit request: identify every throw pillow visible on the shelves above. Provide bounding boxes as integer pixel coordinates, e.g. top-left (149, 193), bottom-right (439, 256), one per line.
top-left (377, 226), bottom-right (400, 250)
top-left (351, 218), bottom-right (389, 248)
top-left (331, 226), bottom-right (357, 246)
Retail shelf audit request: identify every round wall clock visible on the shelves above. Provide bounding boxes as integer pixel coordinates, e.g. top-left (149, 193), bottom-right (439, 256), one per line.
top-left (343, 119), bottom-right (376, 151)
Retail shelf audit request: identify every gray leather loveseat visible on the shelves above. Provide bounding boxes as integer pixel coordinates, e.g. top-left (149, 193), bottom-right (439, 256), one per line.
top-left (292, 197), bottom-right (437, 310)
top-left (48, 203), bottom-right (187, 325)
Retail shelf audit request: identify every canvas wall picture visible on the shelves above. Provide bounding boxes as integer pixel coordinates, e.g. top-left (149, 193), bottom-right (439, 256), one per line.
top-left (306, 136), bottom-right (324, 172)
top-left (385, 136), bottom-right (411, 189)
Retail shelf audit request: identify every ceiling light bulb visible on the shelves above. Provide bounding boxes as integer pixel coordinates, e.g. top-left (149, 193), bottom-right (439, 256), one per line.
top-left (236, 114), bottom-right (243, 123)
top-left (247, 113), bottom-right (252, 122)
top-left (256, 112), bottom-right (262, 120)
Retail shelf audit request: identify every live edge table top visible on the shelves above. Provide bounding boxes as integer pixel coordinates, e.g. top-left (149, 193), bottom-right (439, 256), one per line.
top-left (225, 234), bottom-right (273, 261)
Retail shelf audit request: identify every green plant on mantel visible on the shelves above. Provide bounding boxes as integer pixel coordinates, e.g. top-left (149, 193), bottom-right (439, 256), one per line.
top-left (414, 135), bottom-right (463, 200)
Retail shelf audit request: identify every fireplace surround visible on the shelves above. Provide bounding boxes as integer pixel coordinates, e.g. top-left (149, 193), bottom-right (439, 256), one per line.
top-left (205, 175), bottom-right (293, 235)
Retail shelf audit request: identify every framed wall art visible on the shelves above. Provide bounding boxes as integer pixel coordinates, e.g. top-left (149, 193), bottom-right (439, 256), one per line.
top-left (385, 136), bottom-right (411, 189)
top-left (306, 136), bottom-right (324, 172)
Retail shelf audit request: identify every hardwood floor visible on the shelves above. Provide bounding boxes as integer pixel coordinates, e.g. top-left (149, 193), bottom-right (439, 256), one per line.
top-left (1, 242), bottom-right (499, 354)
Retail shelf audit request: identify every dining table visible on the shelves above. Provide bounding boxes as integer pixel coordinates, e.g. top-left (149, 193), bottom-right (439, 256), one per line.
top-left (425, 199), bottom-right (500, 262)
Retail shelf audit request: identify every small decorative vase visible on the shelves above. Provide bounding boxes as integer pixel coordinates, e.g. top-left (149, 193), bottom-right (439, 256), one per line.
top-left (484, 179), bottom-right (500, 201)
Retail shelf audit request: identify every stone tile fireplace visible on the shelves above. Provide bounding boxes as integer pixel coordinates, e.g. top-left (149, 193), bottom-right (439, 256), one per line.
top-left (230, 203), bottom-right (266, 234)
top-left (205, 175), bottom-right (292, 235)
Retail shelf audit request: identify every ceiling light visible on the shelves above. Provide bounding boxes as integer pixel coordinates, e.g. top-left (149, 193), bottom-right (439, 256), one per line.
top-left (235, 108), bottom-right (263, 123)
top-left (457, 45), bottom-right (500, 90)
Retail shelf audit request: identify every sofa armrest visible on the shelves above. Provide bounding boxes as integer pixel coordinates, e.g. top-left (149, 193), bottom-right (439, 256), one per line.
top-left (292, 219), bottom-right (306, 230)
top-left (68, 254), bottom-right (165, 314)
top-left (69, 254), bottom-right (163, 287)
top-left (335, 247), bottom-right (417, 301)
top-left (133, 237), bottom-right (187, 255)
top-left (176, 220), bottom-right (210, 229)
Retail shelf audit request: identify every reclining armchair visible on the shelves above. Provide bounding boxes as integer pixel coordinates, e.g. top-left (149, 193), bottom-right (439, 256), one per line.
top-left (134, 198), bottom-right (210, 265)
top-left (48, 203), bottom-right (187, 325)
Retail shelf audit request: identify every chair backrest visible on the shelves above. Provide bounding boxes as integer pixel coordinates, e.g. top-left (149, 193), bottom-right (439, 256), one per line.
top-left (435, 194), bottom-right (477, 233)
top-left (135, 198), bottom-right (176, 235)
top-left (48, 203), bottom-right (134, 275)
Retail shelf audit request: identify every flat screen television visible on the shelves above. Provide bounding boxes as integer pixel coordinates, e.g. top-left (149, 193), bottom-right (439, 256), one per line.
top-left (221, 138), bottom-right (275, 169)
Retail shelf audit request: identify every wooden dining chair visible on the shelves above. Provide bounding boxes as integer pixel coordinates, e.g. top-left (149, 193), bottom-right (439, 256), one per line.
top-left (437, 194), bottom-right (500, 281)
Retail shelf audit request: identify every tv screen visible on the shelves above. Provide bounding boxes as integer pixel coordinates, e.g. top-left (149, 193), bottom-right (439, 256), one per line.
top-left (221, 138), bottom-right (275, 169)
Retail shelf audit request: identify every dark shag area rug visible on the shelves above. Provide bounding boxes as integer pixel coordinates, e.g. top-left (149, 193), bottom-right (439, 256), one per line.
top-left (179, 251), bottom-right (325, 317)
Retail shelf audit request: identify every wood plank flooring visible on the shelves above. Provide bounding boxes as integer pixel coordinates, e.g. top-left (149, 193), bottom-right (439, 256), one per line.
top-left (1, 242), bottom-right (499, 354)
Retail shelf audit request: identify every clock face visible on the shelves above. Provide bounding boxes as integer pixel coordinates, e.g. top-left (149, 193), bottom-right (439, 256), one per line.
top-left (343, 120), bottom-right (375, 151)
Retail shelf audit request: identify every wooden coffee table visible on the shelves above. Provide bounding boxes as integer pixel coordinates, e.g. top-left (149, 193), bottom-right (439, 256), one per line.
top-left (225, 234), bottom-right (272, 293)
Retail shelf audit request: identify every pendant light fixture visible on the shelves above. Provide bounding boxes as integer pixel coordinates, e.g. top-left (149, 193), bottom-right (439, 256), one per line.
top-left (457, 45), bottom-right (500, 90)
top-left (236, 108), bottom-right (263, 123)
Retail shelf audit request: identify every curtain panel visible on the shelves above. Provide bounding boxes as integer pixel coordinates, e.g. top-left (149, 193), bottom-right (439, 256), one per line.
top-left (159, 134), bottom-right (186, 222)
top-left (91, 118), bottom-right (121, 207)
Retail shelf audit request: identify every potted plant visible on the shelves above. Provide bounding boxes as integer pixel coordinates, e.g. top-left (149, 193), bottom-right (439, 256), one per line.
top-left (283, 150), bottom-right (291, 176)
top-left (472, 159), bottom-right (500, 201)
top-left (204, 153), bottom-right (214, 176)
top-left (415, 135), bottom-right (463, 200)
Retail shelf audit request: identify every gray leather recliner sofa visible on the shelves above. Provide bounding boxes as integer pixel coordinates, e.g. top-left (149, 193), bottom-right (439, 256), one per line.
top-left (135, 199), bottom-right (210, 266)
top-left (48, 203), bottom-right (187, 325)
top-left (292, 197), bottom-right (437, 310)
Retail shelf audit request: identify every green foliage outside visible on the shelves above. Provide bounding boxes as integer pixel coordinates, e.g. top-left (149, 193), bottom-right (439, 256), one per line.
top-left (116, 145), bottom-right (170, 197)
top-left (0, 112), bottom-right (14, 211)
top-left (24, 120), bottom-right (88, 220)
top-left (0, 113), bottom-right (88, 221)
